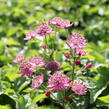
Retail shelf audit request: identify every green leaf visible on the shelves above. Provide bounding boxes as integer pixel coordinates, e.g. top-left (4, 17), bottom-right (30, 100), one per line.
top-left (18, 80), bottom-right (31, 93)
top-left (98, 95), bottom-right (109, 103)
top-left (4, 67), bottom-right (20, 81)
top-left (0, 105), bottom-right (12, 109)
top-left (29, 94), bottom-right (47, 109)
top-left (36, 106), bottom-right (58, 109)
top-left (16, 96), bottom-right (26, 109)
top-left (90, 84), bottom-right (107, 103)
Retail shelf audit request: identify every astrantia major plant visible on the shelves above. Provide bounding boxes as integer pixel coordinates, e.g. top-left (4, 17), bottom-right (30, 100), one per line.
top-left (13, 17), bottom-right (94, 109)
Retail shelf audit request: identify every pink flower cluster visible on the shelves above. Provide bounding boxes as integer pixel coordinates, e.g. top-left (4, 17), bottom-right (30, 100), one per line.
top-left (24, 17), bottom-right (73, 40)
top-left (31, 72), bottom-right (88, 95)
top-left (36, 24), bottom-right (54, 36)
top-left (67, 33), bottom-right (87, 50)
top-left (19, 61), bottom-right (35, 77)
top-left (48, 72), bottom-right (71, 91)
top-left (49, 17), bottom-right (73, 28)
top-left (71, 81), bottom-right (88, 95)
top-left (13, 55), bottom-right (45, 77)
top-left (67, 33), bottom-right (88, 56)
top-left (24, 24), bottom-right (54, 40)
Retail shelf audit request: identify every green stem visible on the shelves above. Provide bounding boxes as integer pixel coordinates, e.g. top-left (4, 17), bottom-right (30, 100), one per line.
top-left (72, 49), bottom-right (76, 80)
top-left (45, 35), bottom-right (48, 46)
top-left (65, 29), bottom-right (69, 37)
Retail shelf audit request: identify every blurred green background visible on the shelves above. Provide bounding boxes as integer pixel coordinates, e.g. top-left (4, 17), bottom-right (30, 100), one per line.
top-left (0, 0), bottom-right (109, 109)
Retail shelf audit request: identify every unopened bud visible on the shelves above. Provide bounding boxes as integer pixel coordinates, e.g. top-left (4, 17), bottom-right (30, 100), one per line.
top-left (75, 59), bottom-right (81, 65)
top-left (64, 53), bottom-right (70, 58)
top-left (42, 45), bottom-right (47, 49)
top-left (86, 62), bottom-right (93, 68)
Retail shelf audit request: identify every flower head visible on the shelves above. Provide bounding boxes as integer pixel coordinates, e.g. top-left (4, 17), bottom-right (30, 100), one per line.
top-left (19, 61), bottom-right (35, 77)
top-left (67, 33), bottom-right (87, 50)
top-left (24, 30), bottom-right (37, 40)
top-left (13, 55), bottom-right (25, 63)
top-left (30, 56), bottom-right (46, 68)
top-left (48, 72), bottom-right (71, 91)
top-left (45, 61), bottom-right (61, 71)
top-left (49, 17), bottom-right (73, 28)
top-left (71, 81), bottom-right (88, 95)
top-left (36, 24), bottom-right (54, 36)
top-left (32, 73), bottom-right (44, 89)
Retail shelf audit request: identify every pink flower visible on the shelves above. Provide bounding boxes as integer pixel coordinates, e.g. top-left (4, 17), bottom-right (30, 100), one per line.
top-left (29, 56), bottom-right (46, 68)
top-left (24, 30), bottom-right (37, 40)
top-left (13, 55), bottom-right (25, 63)
top-left (45, 61), bottom-right (61, 71)
top-left (67, 33), bottom-right (87, 50)
top-left (49, 17), bottom-right (73, 28)
top-left (19, 61), bottom-right (35, 77)
top-left (86, 62), bottom-right (93, 68)
top-left (32, 73), bottom-right (44, 89)
top-left (75, 49), bottom-right (88, 56)
top-left (64, 53), bottom-right (71, 58)
top-left (36, 24), bottom-right (54, 36)
top-left (48, 72), bottom-right (71, 91)
top-left (71, 81), bottom-right (88, 95)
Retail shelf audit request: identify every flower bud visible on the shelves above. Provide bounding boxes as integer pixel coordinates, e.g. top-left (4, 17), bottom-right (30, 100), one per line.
top-left (75, 59), bottom-right (81, 65)
top-left (45, 90), bottom-right (51, 96)
top-left (64, 96), bottom-right (71, 100)
top-left (42, 45), bottom-right (47, 49)
top-left (64, 53), bottom-right (70, 58)
top-left (86, 62), bottom-right (93, 68)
